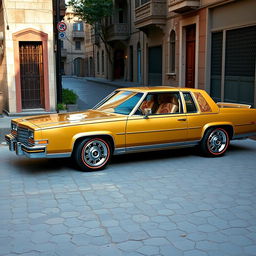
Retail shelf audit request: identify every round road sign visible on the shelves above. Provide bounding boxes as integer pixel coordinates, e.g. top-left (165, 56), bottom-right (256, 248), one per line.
top-left (57, 22), bottom-right (67, 32)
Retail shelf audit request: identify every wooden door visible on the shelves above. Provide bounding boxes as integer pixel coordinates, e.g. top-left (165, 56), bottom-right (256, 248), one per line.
top-left (19, 42), bottom-right (44, 109)
top-left (148, 46), bottom-right (162, 86)
top-left (185, 25), bottom-right (196, 88)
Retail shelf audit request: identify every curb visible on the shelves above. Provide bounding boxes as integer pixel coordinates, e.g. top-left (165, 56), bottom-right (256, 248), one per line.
top-left (0, 128), bottom-right (10, 143)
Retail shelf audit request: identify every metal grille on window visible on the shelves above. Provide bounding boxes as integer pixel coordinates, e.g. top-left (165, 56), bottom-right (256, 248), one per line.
top-left (224, 25), bottom-right (256, 106)
top-left (210, 32), bottom-right (222, 102)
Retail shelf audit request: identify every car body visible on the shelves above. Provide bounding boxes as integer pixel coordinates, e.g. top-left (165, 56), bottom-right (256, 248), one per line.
top-left (5, 87), bottom-right (256, 171)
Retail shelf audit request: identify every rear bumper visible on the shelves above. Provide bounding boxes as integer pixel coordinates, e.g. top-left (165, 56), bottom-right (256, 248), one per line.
top-left (5, 134), bottom-right (47, 158)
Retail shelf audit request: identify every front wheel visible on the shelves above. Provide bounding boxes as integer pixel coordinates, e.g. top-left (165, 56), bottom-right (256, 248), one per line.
top-left (200, 128), bottom-right (229, 157)
top-left (73, 137), bottom-right (111, 171)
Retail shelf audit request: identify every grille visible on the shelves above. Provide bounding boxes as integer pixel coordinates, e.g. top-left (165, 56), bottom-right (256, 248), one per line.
top-left (17, 127), bottom-right (29, 145)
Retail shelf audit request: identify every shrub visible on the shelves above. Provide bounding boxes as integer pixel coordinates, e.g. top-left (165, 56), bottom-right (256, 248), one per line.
top-left (57, 103), bottom-right (66, 111)
top-left (62, 88), bottom-right (78, 105)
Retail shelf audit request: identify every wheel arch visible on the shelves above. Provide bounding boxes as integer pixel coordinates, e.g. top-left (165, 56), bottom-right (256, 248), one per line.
top-left (201, 123), bottom-right (234, 140)
top-left (71, 132), bottom-right (115, 155)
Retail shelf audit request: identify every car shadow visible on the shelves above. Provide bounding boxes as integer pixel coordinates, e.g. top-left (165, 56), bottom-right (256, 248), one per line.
top-left (12, 157), bottom-right (76, 175)
top-left (111, 146), bottom-right (197, 165)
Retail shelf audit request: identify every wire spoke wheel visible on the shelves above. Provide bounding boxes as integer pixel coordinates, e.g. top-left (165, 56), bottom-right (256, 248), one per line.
top-left (74, 137), bottom-right (111, 171)
top-left (207, 129), bottom-right (227, 154)
top-left (82, 139), bottom-right (109, 168)
top-left (200, 128), bottom-right (230, 157)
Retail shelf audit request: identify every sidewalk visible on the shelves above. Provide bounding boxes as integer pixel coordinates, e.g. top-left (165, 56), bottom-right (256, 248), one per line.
top-left (0, 116), bottom-right (12, 144)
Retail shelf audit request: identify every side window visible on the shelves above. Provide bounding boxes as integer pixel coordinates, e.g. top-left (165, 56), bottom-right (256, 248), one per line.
top-left (183, 93), bottom-right (197, 113)
top-left (138, 92), bottom-right (181, 115)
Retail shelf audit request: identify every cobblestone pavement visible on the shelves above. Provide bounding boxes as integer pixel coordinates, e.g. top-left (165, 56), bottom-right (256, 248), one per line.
top-left (0, 139), bottom-right (256, 256)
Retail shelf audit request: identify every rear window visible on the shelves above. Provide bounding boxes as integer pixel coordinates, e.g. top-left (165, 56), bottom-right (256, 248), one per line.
top-left (194, 92), bottom-right (212, 112)
top-left (183, 93), bottom-right (197, 113)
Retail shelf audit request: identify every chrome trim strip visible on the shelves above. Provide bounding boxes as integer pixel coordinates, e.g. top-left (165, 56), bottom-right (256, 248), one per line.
top-left (113, 140), bottom-right (200, 155)
top-left (233, 132), bottom-right (256, 140)
top-left (46, 153), bottom-right (71, 158)
top-left (234, 123), bottom-right (255, 127)
top-left (116, 133), bottom-right (126, 135)
top-left (126, 127), bottom-right (187, 135)
top-left (129, 92), bottom-right (148, 116)
top-left (92, 91), bottom-right (116, 110)
top-left (188, 126), bottom-right (201, 130)
top-left (128, 114), bottom-right (186, 121)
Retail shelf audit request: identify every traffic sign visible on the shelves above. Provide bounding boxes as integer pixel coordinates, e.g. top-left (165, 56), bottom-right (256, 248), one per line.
top-left (58, 32), bottom-right (66, 39)
top-left (57, 21), bottom-right (67, 32)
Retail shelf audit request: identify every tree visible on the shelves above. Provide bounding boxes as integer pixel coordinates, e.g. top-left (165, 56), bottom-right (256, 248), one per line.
top-left (68, 0), bottom-right (115, 79)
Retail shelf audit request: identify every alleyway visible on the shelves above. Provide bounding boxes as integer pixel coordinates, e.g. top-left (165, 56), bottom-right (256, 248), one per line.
top-left (62, 77), bottom-right (119, 111)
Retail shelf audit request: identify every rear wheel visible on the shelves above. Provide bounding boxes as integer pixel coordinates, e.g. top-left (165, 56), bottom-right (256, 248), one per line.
top-left (200, 128), bottom-right (229, 156)
top-left (73, 137), bottom-right (111, 171)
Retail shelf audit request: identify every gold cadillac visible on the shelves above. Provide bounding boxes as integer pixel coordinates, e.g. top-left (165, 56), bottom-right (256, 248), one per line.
top-left (5, 87), bottom-right (256, 171)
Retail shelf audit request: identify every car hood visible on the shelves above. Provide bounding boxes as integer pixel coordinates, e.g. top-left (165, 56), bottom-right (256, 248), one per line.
top-left (13, 110), bottom-right (126, 129)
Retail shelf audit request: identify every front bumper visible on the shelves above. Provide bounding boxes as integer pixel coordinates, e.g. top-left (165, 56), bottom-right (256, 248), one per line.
top-left (5, 134), bottom-right (47, 159)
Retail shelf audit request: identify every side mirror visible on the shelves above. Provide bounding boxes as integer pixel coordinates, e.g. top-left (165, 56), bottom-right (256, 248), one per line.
top-left (144, 108), bottom-right (152, 119)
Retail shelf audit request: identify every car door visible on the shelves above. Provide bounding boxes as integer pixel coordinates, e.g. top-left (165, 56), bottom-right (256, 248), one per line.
top-left (125, 92), bottom-right (188, 150)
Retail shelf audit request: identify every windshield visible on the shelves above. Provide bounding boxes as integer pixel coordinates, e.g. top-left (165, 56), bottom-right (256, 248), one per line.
top-left (96, 91), bottom-right (143, 115)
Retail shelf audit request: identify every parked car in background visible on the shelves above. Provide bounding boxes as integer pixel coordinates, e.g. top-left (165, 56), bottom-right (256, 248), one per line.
top-left (5, 87), bottom-right (256, 171)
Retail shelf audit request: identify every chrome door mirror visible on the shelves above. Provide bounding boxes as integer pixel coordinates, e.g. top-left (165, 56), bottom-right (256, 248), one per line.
top-left (144, 108), bottom-right (152, 119)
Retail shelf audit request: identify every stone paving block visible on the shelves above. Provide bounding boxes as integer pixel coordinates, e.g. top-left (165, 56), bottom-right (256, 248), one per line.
top-left (184, 250), bottom-right (208, 256)
top-left (244, 245), bottom-right (256, 255)
top-left (117, 241), bottom-right (143, 252)
top-left (160, 244), bottom-right (183, 256)
top-left (31, 231), bottom-right (52, 244)
top-left (171, 237), bottom-right (195, 250)
top-left (48, 224), bottom-right (68, 235)
top-left (137, 245), bottom-right (159, 255)
top-left (45, 218), bottom-right (64, 225)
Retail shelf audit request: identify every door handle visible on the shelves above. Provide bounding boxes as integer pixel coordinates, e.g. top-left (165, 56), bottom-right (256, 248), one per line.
top-left (177, 118), bottom-right (187, 121)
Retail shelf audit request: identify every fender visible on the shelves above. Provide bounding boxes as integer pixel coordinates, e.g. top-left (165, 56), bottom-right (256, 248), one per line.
top-left (71, 131), bottom-right (116, 151)
top-left (201, 122), bottom-right (234, 139)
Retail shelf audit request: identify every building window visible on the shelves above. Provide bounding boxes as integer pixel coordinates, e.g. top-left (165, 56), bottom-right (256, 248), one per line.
top-left (97, 51), bottom-right (100, 74)
top-left (210, 25), bottom-right (256, 106)
top-left (75, 41), bottom-right (81, 50)
top-left (73, 22), bottom-right (83, 31)
top-left (170, 30), bottom-right (176, 74)
top-left (102, 50), bottom-right (105, 74)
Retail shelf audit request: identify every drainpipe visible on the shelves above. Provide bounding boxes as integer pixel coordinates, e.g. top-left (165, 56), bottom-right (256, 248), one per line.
top-left (55, 0), bottom-right (62, 104)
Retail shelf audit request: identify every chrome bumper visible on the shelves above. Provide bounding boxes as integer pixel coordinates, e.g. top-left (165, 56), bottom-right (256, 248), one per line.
top-left (5, 134), bottom-right (47, 159)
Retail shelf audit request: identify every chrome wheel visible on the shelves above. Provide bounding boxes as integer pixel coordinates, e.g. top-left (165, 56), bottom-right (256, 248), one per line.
top-left (207, 129), bottom-right (228, 155)
top-left (82, 139), bottom-right (110, 168)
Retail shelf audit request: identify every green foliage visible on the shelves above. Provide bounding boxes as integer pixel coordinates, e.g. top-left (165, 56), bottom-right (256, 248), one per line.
top-left (62, 89), bottom-right (78, 105)
top-left (57, 103), bottom-right (67, 111)
top-left (68, 0), bottom-right (114, 26)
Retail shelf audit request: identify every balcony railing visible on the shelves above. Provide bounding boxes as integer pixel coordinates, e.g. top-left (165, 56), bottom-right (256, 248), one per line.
top-left (72, 31), bottom-right (84, 39)
top-left (135, 0), bottom-right (167, 30)
top-left (106, 23), bottom-right (130, 42)
top-left (168, 0), bottom-right (200, 13)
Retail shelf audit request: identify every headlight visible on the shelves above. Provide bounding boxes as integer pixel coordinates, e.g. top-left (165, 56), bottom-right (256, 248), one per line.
top-left (28, 130), bottom-right (34, 140)
top-left (11, 122), bottom-right (18, 131)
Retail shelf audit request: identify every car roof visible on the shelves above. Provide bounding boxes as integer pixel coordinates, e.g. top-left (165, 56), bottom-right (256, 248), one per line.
top-left (118, 86), bottom-right (204, 93)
